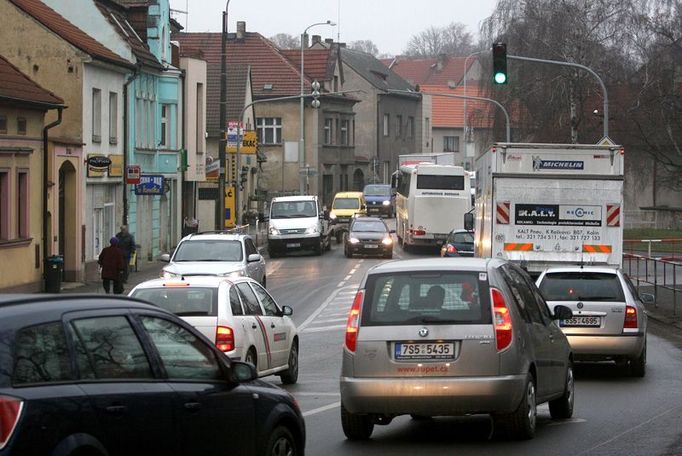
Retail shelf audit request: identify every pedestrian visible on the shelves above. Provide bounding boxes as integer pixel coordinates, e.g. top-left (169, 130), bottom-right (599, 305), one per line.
top-left (115, 224), bottom-right (136, 282)
top-left (98, 237), bottom-right (125, 294)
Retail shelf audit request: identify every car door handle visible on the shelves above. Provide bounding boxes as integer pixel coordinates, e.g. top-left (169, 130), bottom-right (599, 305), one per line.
top-left (105, 405), bottom-right (128, 414)
top-left (183, 402), bottom-right (202, 411)
top-left (270, 323), bottom-right (275, 328)
top-left (252, 323), bottom-right (257, 329)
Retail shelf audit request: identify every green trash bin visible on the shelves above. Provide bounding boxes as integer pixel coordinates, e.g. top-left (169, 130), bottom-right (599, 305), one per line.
top-left (44, 255), bottom-right (64, 293)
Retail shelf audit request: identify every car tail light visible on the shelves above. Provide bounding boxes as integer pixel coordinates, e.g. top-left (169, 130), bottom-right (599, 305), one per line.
top-left (624, 305), bottom-right (638, 329)
top-left (0, 396), bottom-right (23, 450)
top-left (345, 290), bottom-right (364, 352)
top-left (216, 326), bottom-right (235, 352)
top-left (446, 244), bottom-right (457, 254)
top-left (410, 229), bottom-right (426, 236)
top-left (491, 288), bottom-right (513, 351)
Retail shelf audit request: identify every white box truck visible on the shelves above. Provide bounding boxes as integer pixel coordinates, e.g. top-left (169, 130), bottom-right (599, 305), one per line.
top-left (471, 143), bottom-right (624, 275)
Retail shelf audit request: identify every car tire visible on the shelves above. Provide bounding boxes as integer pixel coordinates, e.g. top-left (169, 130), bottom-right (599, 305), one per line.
top-left (549, 363), bottom-right (574, 419)
top-left (279, 341), bottom-right (299, 385)
top-left (313, 244), bottom-right (322, 256)
top-left (268, 248), bottom-right (279, 259)
top-left (262, 275), bottom-right (267, 288)
top-left (336, 233), bottom-right (343, 244)
top-left (341, 404), bottom-right (374, 440)
top-left (384, 251), bottom-right (393, 259)
top-left (344, 247), bottom-right (352, 258)
top-left (493, 375), bottom-right (536, 440)
top-left (629, 340), bottom-right (646, 378)
top-left (325, 235), bottom-right (332, 251)
top-left (263, 425), bottom-right (299, 456)
top-left (244, 347), bottom-right (257, 371)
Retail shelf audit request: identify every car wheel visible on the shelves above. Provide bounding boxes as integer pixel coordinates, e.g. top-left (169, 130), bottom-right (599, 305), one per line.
top-left (384, 250), bottom-right (393, 259)
top-left (325, 235), bottom-right (332, 251)
top-left (268, 248), bottom-right (279, 259)
top-left (629, 340), bottom-right (646, 378)
top-left (549, 363), bottom-right (574, 419)
top-left (245, 348), bottom-right (257, 371)
top-left (262, 275), bottom-right (267, 288)
top-left (344, 246), bottom-right (352, 258)
top-left (263, 426), bottom-right (299, 456)
top-left (279, 341), bottom-right (299, 385)
top-left (494, 375), bottom-right (536, 440)
top-left (313, 243), bottom-right (322, 256)
top-left (341, 404), bottom-right (374, 440)
top-left (336, 233), bottom-right (343, 244)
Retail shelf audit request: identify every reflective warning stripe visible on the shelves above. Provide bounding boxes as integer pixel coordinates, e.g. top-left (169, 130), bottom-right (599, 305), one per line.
top-left (606, 204), bottom-right (620, 227)
top-left (504, 243), bottom-right (533, 251)
top-left (582, 244), bottom-right (613, 253)
top-left (496, 201), bottom-right (510, 224)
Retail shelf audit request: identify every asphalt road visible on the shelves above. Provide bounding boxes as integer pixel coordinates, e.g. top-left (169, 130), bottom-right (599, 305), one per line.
top-left (262, 226), bottom-right (682, 456)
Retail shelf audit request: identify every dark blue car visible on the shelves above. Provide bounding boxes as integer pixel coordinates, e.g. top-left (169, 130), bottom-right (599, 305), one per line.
top-left (440, 229), bottom-right (475, 257)
top-left (363, 184), bottom-right (394, 217)
top-left (0, 295), bottom-right (305, 455)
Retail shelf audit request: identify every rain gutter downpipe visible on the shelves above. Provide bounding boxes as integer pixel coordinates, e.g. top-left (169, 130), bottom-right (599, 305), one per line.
top-left (42, 107), bottom-right (63, 289)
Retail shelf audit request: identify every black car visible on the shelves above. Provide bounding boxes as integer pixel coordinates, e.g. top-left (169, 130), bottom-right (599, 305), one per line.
top-left (344, 217), bottom-right (394, 258)
top-left (0, 295), bottom-right (305, 456)
top-left (440, 229), bottom-right (475, 257)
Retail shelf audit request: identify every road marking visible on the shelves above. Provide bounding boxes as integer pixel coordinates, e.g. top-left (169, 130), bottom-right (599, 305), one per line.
top-left (302, 324), bottom-right (346, 333)
top-left (337, 281), bottom-right (346, 287)
top-left (293, 392), bottom-right (341, 397)
top-left (299, 285), bottom-right (354, 331)
top-left (302, 401), bottom-right (341, 417)
top-left (546, 418), bottom-right (587, 426)
top-left (344, 275), bottom-right (352, 281)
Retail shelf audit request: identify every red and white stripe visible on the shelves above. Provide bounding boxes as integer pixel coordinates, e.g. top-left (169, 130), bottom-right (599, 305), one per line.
top-left (496, 201), bottom-right (511, 224)
top-left (606, 204), bottom-right (620, 227)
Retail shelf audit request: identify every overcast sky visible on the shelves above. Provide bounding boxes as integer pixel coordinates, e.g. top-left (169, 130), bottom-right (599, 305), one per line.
top-left (169, 0), bottom-right (498, 56)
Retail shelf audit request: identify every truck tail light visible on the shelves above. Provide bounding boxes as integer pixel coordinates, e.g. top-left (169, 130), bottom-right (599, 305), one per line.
top-left (0, 396), bottom-right (23, 450)
top-left (216, 326), bottom-right (235, 352)
top-left (491, 288), bottom-right (513, 351)
top-left (345, 290), bottom-right (364, 353)
top-left (623, 305), bottom-right (638, 329)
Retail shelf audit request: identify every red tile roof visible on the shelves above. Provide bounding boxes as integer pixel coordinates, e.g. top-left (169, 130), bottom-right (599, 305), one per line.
top-left (420, 84), bottom-right (493, 129)
top-left (9, 0), bottom-right (134, 69)
top-left (280, 49), bottom-right (333, 82)
top-left (383, 56), bottom-right (476, 87)
top-left (0, 54), bottom-right (64, 107)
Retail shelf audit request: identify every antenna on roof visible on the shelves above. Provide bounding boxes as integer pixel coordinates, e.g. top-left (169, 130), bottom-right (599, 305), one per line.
top-left (337, 0), bottom-right (341, 43)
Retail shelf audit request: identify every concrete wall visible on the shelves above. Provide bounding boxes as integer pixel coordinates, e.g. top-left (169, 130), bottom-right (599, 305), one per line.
top-left (339, 68), bottom-right (377, 161)
top-left (377, 94), bottom-right (421, 175)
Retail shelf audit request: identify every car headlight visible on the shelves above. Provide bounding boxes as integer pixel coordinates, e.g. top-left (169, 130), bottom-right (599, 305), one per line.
top-left (329, 212), bottom-right (337, 219)
top-left (269, 227), bottom-right (280, 235)
top-left (305, 226), bottom-right (318, 234)
top-left (162, 270), bottom-right (181, 279)
top-left (349, 237), bottom-right (360, 244)
top-left (382, 237), bottom-right (393, 245)
top-left (382, 200), bottom-right (391, 206)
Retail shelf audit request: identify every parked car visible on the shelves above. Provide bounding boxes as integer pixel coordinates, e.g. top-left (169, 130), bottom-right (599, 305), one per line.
top-left (130, 276), bottom-right (299, 384)
top-left (440, 229), bottom-right (474, 257)
top-left (267, 195), bottom-right (333, 257)
top-left (159, 232), bottom-right (266, 286)
top-left (362, 184), bottom-right (394, 218)
top-left (340, 258), bottom-right (574, 440)
top-left (330, 191), bottom-right (366, 243)
top-left (536, 266), bottom-right (651, 377)
top-left (344, 217), bottom-right (394, 259)
top-left (0, 294), bottom-right (305, 455)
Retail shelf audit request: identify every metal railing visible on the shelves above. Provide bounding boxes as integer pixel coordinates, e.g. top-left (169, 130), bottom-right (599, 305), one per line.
top-left (623, 253), bottom-right (681, 316)
top-left (623, 238), bottom-right (682, 260)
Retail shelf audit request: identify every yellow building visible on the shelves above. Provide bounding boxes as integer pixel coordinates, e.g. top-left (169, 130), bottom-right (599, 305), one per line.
top-left (0, 55), bottom-right (64, 292)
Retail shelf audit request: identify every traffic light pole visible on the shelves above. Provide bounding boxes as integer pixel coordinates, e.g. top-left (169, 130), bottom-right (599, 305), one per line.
top-left (508, 54), bottom-right (609, 139)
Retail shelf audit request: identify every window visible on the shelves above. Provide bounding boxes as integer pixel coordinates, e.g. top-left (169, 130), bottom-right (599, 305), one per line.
top-left (92, 88), bottom-right (101, 142)
top-left (160, 104), bottom-right (169, 147)
top-left (141, 316), bottom-right (222, 381)
top-left (229, 286), bottom-right (244, 316)
top-left (13, 322), bottom-right (72, 385)
top-left (324, 118), bottom-right (333, 145)
top-left (340, 119), bottom-right (349, 145)
top-left (244, 238), bottom-right (257, 256)
top-left (333, 75), bottom-right (339, 92)
top-left (71, 316), bottom-right (153, 380)
top-left (236, 283), bottom-right (262, 316)
top-left (383, 113), bottom-right (390, 136)
top-left (416, 175), bottom-right (464, 190)
top-left (17, 117), bottom-right (27, 136)
top-left (173, 239), bottom-right (243, 262)
top-left (443, 136), bottom-right (459, 152)
top-left (147, 100), bottom-right (154, 148)
top-left (0, 115), bottom-right (6, 134)
top-left (251, 283), bottom-right (280, 317)
top-left (135, 98), bottom-right (144, 147)
top-left (17, 170), bottom-right (28, 238)
top-left (407, 116), bottom-right (414, 138)
top-left (0, 170), bottom-right (8, 239)
top-left (538, 272), bottom-right (625, 302)
top-left (256, 117), bottom-right (282, 144)
top-left (109, 92), bottom-right (118, 144)
top-left (501, 265), bottom-right (546, 324)
top-left (131, 288), bottom-right (218, 316)
top-left (196, 83), bottom-right (204, 153)
top-left (425, 117), bottom-right (431, 143)
top-left (396, 115), bottom-right (403, 137)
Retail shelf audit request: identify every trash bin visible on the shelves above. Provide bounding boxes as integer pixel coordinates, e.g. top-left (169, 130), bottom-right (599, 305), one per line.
top-left (44, 255), bottom-right (64, 293)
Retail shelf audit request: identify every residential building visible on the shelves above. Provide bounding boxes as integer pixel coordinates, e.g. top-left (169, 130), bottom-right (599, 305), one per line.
top-left (0, 55), bottom-right (64, 292)
top-left (382, 54), bottom-right (483, 88)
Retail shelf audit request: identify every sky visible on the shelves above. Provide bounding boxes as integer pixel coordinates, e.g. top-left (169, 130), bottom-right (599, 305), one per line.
top-left (169, 0), bottom-right (499, 56)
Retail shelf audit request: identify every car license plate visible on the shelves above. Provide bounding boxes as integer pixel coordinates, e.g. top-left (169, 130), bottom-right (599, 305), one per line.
top-left (560, 316), bottom-right (601, 327)
top-left (394, 342), bottom-right (455, 360)
top-left (364, 244), bottom-right (379, 249)
top-left (286, 243), bottom-right (301, 248)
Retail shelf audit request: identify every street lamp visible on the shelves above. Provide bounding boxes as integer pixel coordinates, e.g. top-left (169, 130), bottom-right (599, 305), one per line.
top-left (299, 20), bottom-right (335, 195)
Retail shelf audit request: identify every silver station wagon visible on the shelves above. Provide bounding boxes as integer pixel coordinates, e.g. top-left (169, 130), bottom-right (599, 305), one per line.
top-left (340, 258), bottom-right (575, 440)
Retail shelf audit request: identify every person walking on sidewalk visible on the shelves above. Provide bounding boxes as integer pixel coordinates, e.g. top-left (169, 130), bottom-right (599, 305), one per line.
top-left (116, 224), bottom-right (136, 282)
top-left (98, 237), bottom-right (125, 294)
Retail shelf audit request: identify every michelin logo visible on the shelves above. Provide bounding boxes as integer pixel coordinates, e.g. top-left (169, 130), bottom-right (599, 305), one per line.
top-left (532, 156), bottom-right (584, 170)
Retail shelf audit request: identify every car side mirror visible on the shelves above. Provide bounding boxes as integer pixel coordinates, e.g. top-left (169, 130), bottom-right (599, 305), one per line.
top-left (230, 361), bottom-right (257, 383)
top-left (159, 253), bottom-right (171, 263)
top-left (361, 204), bottom-right (367, 211)
top-left (552, 305), bottom-right (573, 321)
top-left (640, 292), bottom-right (655, 304)
top-left (281, 305), bottom-right (293, 316)
top-left (247, 253), bottom-right (262, 263)
top-left (463, 213), bottom-right (474, 232)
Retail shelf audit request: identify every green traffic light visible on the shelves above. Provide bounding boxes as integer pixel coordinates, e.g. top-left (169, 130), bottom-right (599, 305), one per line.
top-left (494, 72), bottom-right (507, 84)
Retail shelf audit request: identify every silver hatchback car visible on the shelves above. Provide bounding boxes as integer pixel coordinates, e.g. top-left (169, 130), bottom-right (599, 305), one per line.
top-left (340, 258), bottom-right (575, 440)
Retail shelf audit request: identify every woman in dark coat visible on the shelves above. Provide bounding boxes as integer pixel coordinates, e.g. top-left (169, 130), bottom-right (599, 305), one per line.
top-left (98, 237), bottom-right (125, 294)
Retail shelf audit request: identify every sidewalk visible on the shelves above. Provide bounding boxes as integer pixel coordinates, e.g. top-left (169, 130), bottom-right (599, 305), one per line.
top-left (60, 260), bottom-right (163, 295)
top-left (641, 285), bottom-right (682, 332)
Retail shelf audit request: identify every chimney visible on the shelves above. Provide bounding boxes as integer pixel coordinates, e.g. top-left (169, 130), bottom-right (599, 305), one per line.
top-left (236, 21), bottom-right (246, 39)
top-left (302, 32), bottom-right (309, 49)
top-left (312, 35), bottom-right (322, 46)
top-left (436, 53), bottom-right (446, 71)
top-left (324, 38), bottom-right (334, 46)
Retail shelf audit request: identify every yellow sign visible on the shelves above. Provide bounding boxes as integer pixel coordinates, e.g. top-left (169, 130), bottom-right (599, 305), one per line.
top-left (108, 154), bottom-right (124, 177)
top-left (227, 131), bottom-right (257, 154)
top-left (224, 186), bottom-right (236, 228)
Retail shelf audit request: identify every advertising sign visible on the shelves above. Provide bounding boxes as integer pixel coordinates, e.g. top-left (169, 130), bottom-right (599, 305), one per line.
top-left (227, 130), bottom-right (257, 154)
top-left (134, 175), bottom-right (165, 195)
top-left (224, 186), bottom-right (236, 228)
top-left (205, 156), bottom-right (220, 183)
top-left (87, 155), bottom-right (111, 177)
top-left (108, 155), bottom-right (124, 177)
top-left (515, 204), bottom-right (602, 227)
top-left (126, 165), bottom-right (141, 184)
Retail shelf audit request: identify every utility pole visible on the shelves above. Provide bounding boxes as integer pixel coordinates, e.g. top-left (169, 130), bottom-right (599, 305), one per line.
top-left (217, 1), bottom-right (230, 229)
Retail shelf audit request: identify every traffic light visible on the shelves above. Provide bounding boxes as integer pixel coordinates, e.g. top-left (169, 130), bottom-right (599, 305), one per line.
top-left (492, 43), bottom-right (508, 84)
top-left (311, 80), bottom-right (321, 108)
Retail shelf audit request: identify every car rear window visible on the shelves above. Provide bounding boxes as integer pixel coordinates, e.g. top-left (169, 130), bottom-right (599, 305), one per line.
top-left (362, 271), bottom-right (491, 326)
top-left (173, 240), bottom-right (243, 262)
top-left (538, 272), bottom-right (625, 302)
top-left (132, 288), bottom-right (218, 316)
top-left (451, 232), bottom-right (474, 243)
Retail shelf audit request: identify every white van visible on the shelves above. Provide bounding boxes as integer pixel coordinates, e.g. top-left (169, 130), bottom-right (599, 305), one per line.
top-left (267, 195), bottom-right (333, 257)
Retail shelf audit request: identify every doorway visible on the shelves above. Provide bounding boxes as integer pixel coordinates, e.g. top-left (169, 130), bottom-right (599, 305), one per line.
top-left (58, 161), bottom-right (77, 280)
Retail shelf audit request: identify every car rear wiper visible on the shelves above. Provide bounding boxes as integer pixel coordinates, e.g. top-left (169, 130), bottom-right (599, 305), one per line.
top-left (577, 296), bottom-right (619, 301)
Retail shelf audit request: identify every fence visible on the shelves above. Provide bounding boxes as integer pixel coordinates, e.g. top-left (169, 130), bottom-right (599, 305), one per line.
top-left (623, 253), bottom-right (681, 316)
top-left (623, 238), bottom-right (682, 260)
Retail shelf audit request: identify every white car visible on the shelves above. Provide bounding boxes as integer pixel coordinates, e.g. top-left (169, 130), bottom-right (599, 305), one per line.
top-left (129, 276), bottom-right (299, 383)
top-left (159, 232), bottom-right (266, 286)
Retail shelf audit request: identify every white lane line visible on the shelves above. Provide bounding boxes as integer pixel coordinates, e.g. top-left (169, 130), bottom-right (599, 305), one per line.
top-left (302, 324), bottom-right (346, 333)
top-left (344, 275), bottom-right (352, 281)
top-left (298, 286), bottom-right (355, 331)
top-left (302, 401), bottom-right (341, 417)
top-left (337, 281), bottom-right (346, 287)
top-left (294, 392), bottom-right (340, 397)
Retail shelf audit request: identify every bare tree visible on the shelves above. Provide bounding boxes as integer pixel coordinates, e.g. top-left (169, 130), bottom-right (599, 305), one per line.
top-left (349, 40), bottom-right (380, 56)
top-left (269, 33), bottom-right (300, 49)
top-left (404, 22), bottom-right (475, 57)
